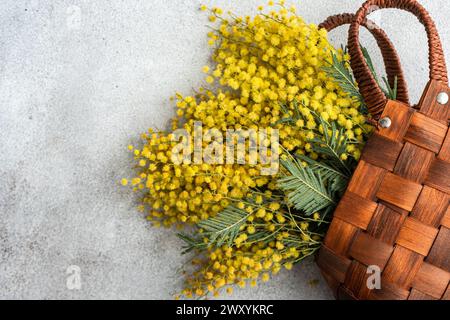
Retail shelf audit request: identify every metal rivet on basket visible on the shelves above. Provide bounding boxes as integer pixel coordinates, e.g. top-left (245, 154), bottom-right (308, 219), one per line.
top-left (437, 92), bottom-right (449, 105)
top-left (379, 117), bottom-right (391, 128)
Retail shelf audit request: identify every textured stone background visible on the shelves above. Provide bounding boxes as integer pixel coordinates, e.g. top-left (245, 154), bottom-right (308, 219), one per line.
top-left (0, 0), bottom-right (448, 299)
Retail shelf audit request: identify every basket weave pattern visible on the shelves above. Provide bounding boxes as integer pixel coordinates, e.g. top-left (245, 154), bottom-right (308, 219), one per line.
top-left (317, 0), bottom-right (450, 300)
top-left (317, 80), bottom-right (450, 300)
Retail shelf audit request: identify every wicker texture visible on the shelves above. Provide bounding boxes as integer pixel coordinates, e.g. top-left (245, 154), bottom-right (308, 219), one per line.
top-left (348, 0), bottom-right (448, 119)
top-left (317, 0), bottom-right (450, 300)
top-left (319, 13), bottom-right (409, 106)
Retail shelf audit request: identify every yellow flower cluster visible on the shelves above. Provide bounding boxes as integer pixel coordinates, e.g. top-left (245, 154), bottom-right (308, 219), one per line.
top-left (178, 195), bottom-right (323, 299)
top-left (180, 243), bottom-right (296, 298)
top-left (124, 2), bottom-right (369, 228)
top-left (123, 1), bottom-right (372, 299)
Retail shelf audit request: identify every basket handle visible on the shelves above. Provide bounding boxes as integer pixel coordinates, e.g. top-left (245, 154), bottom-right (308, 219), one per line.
top-left (319, 13), bottom-right (409, 106)
top-left (348, 0), bottom-right (448, 118)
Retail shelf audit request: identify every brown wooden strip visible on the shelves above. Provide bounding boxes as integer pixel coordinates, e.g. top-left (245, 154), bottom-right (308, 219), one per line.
top-left (442, 206), bottom-right (450, 229)
top-left (443, 285), bottom-right (450, 300)
top-left (418, 80), bottom-right (450, 123)
top-left (348, 232), bottom-right (394, 270)
top-left (361, 133), bottom-right (403, 171)
top-left (383, 245), bottom-right (423, 288)
top-left (425, 159), bottom-right (450, 194)
top-left (408, 289), bottom-right (437, 300)
top-left (393, 142), bottom-right (434, 183)
top-left (367, 203), bottom-right (407, 245)
top-left (369, 281), bottom-right (410, 300)
top-left (333, 191), bottom-right (377, 230)
top-left (379, 200), bottom-right (410, 215)
top-left (438, 130), bottom-right (450, 161)
top-left (378, 100), bottom-right (414, 142)
top-left (344, 261), bottom-right (371, 300)
top-left (426, 227), bottom-right (450, 272)
top-left (347, 160), bottom-right (386, 201)
top-left (396, 217), bottom-right (439, 256)
top-left (316, 246), bottom-right (351, 283)
top-left (404, 112), bottom-right (448, 153)
top-left (411, 186), bottom-right (449, 227)
top-left (376, 172), bottom-right (423, 211)
top-left (412, 262), bottom-right (450, 299)
top-left (323, 218), bottom-right (358, 257)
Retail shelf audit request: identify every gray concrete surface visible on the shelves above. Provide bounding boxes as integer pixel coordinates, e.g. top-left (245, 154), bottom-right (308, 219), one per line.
top-left (0, 0), bottom-right (448, 300)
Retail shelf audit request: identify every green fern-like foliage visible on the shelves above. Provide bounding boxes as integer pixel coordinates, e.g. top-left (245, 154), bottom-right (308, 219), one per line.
top-left (382, 76), bottom-right (398, 101)
top-left (177, 233), bottom-right (207, 254)
top-left (278, 157), bottom-right (336, 215)
top-left (185, 205), bottom-right (250, 249)
top-left (276, 110), bottom-right (356, 217)
top-left (323, 47), bottom-right (399, 112)
top-left (178, 204), bottom-right (284, 252)
top-left (297, 155), bottom-right (349, 200)
top-left (198, 206), bottom-right (250, 247)
top-left (308, 112), bottom-right (353, 176)
top-left (360, 46), bottom-right (398, 101)
top-left (322, 51), bottom-right (364, 105)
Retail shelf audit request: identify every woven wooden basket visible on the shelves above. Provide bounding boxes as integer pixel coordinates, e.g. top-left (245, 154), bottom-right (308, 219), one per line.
top-left (316, 0), bottom-right (450, 300)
